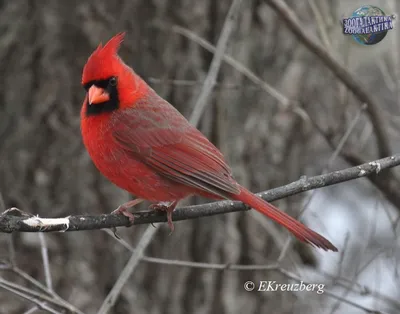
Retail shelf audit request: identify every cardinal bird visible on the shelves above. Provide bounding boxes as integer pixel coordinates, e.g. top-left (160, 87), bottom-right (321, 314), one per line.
top-left (80, 33), bottom-right (337, 251)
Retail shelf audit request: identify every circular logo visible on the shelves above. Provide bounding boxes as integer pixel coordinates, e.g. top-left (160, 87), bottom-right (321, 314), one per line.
top-left (244, 281), bottom-right (255, 291)
top-left (350, 5), bottom-right (391, 45)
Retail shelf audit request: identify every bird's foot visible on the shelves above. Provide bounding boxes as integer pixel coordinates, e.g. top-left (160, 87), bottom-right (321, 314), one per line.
top-left (149, 201), bottom-right (178, 233)
top-left (111, 198), bottom-right (144, 226)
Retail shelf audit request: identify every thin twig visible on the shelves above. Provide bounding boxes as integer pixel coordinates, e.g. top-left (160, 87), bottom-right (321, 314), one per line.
top-left (148, 77), bottom-right (263, 90)
top-left (0, 277), bottom-right (64, 314)
top-left (173, 25), bottom-right (311, 121)
top-left (307, 0), bottom-right (331, 49)
top-left (277, 103), bottom-right (367, 262)
top-left (174, 23), bottom-right (400, 212)
top-left (8, 234), bottom-right (16, 266)
top-left (189, 0), bottom-right (242, 126)
top-left (174, 26), bottom-right (287, 108)
top-left (309, 112), bottom-right (400, 211)
top-left (1, 154), bottom-right (399, 233)
top-left (266, 0), bottom-right (391, 158)
top-left (38, 233), bottom-right (53, 293)
top-left (96, 226), bottom-right (158, 314)
top-left (106, 228), bottom-right (391, 314)
top-left (11, 267), bottom-right (54, 295)
top-left (334, 232), bottom-right (350, 286)
top-left (0, 281), bottom-right (60, 314)
top-left (8, 266), bottom-right (86, 314)
top-left (0, 192), bottom-right (6, 211)
top-left (103, 227), bottom-right (400, 311)
top-left (327, 104), bottom-right (367, 168)
top-left (23, 306), bottom-right (40, 314)
top-left (331, 247), bottom-right (388, 314)
top-left (278, 267), bottom-right (388, 314)
top-left (329, 232), bottom-right (351, 314)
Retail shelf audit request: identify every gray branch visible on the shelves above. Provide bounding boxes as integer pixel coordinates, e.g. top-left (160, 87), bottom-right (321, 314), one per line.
top-left (0, 154), bottom-right (399, 233)
top-left (266, 0), bottom-right (391, 158)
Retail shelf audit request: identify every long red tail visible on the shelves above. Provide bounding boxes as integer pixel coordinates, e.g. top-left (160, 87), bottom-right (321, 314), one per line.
top-left (231, 186), bottom-right (337, 251)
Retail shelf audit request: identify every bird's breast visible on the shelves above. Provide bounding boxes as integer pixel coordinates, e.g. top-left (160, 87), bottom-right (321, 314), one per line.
top-left (81, 115), bottom-right (194, 201)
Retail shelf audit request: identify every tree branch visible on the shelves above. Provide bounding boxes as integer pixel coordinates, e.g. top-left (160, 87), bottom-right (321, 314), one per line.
top-left (173, 24), bottom-right (400, 214)
top-left (265, 0), bottom-right (392, 158)
top-left (314, 116), bottom-right (400, 211)
top-left (1, 154), bottom-right (399, 233)
top-left (96, 226), bottom-right (156, 314)
top-left (189, 0), bottom-right (242, 126)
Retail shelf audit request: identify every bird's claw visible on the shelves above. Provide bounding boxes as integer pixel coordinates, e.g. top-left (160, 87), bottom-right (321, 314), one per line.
top-left (110, 199), bottom-right (144, 227)
top-left (149, 201), bottom-right (177, 233)
top-left (111, 205), bottom-right (135, 226)
top-left (111, 226), bottom-right (121, 239)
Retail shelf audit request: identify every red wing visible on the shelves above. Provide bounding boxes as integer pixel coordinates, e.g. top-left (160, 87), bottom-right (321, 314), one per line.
top-left (112, 106), bottom-right (240, 198)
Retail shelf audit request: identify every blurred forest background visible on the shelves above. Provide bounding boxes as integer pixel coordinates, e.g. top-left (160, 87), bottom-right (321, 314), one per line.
top-left (1, 0), bottom-right (400, 313)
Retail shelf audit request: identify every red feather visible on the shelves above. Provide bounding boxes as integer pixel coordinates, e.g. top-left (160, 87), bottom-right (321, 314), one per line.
top-left (112, 98), bottom-right (240, 199)
top-left (80, 33), bottom-right (338, 251)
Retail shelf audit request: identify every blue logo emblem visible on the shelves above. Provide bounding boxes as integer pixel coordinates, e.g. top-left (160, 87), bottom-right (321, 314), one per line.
top-left (342, 5), bottom-right (395, 45)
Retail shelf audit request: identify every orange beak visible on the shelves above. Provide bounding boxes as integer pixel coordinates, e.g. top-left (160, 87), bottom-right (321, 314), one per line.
top-left (88, 86), bottom-right (110, 105)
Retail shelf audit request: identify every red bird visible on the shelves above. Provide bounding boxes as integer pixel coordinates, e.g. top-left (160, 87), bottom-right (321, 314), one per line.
top-left (80, 33), bottom-right (337, 251)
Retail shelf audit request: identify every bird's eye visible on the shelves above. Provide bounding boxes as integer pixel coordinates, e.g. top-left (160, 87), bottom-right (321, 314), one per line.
top-left (109, 77), bottom-right (117, 86)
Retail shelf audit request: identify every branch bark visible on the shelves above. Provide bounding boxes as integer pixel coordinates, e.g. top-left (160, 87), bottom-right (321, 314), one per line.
top-left (265, 0), bottom-right (392, 158)
top-left (318, 122), bottom-right (400, 211)
top-left (189, 0), bottom-right (242, 126)
top-left (1, 154), bottom-right (399, 233)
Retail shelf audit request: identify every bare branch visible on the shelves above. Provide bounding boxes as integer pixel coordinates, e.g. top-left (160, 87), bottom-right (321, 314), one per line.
top-left (23, 306), bottom-right (40, 314)
top-left (173, 26), bottom-right (291, 109)
top-left (107, 228), bottom-right (394, 314)
top-left (6, 266), bottom-right (85, 314)
top-left (148, 77), bottom-right (261, 90)
top-left (0, 154), bottom-right (399, 234)
top-left (0, 281), bottom-right (61, 314)
top-left (0, 277), bottom-right (67, 314)
top-left (277, 267), bottom-right (389, 314)
top-left (104, 226), bottom-right (400, 312)
top-left (189, 0), bottom-right (242, 126)
top-left (38, 234), bottom-right (53, 293)
top-left (96, 226), bottom-right (157, 314)
top-left (265, 0), bottom-right (391, 158)
top-left (278, 103), bottom-right (367, 261)
top-left (311, 113), bottom-right (400, 211)
top-left (174, 24), bottom-right (400, 214)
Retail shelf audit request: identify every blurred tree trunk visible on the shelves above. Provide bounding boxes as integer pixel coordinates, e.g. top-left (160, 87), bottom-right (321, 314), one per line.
top-left (0, 0), bottom-right (330, 313)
